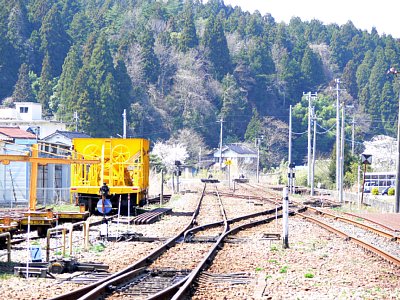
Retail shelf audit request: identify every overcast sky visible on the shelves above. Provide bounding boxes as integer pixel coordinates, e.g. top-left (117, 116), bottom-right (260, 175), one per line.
top-left (219, 0), bottom-right (400, 38)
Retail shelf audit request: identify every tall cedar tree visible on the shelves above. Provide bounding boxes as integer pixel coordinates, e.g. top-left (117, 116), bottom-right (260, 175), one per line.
top-left (39, 4), bottom-right (70, 77)
top-left (73, 34), bottom-right (125, 137)
top-left (244, 109), bottom-right (262, 142)
top-left (12, 63), bottom-right (35, 102)
top-left (220, 74), bottom-right (249, 140)
top-left (178, 1), bottom-right (198, 52)
top-left (57, 44), bottom-right (82, 118)
top-left (37, 52), bottom-right (53, 114)
top-left (27, 0), bottom-right (55, 27)
top-left (202, 14), bottom-right (232, 80)
top-left (138, 29), bottom-right (160, 84)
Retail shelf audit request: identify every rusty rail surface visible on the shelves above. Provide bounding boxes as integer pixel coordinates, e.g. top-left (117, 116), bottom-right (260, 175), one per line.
top-left (297, 212), bottom-right (400, 266)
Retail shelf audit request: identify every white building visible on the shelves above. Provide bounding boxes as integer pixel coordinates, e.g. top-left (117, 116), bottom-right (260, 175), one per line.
top-left (213, 143), bottom-right (258, 177)
top-left (0, 103), bottom-right (90, 208)
top-left (0, 102), bottom-right (66, 139)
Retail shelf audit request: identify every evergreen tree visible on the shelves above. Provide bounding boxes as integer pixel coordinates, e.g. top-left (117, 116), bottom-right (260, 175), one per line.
top-left (68, 12), bottom-right (93, 45)
top-left (342, 59), bottom-right (358, 99)
top-left (178, 1), bottom-right (198, 52)
top-left (245, 108), bottom-right (262, 142)
top-left (27, 0), bottom-right (55, 27)
top-left (39, 4), bottom-right (71, 77)
top-left (5, 0), bottom-right (30, 54)
top-left (12, 63), bottom-right (35, 102)
top-left (367, 47), bottom-right (388, 132)
top-left (37, 52), bottom-right (53, 114)
top-left (57, 45), bottom-right (82, 116)
top-left (300, 46), bottom-right (325, 91)
top-left (0, 30), bottom-right (20, 99)
top-left (60, 0), bottom-right (80, 30)
top-left (380, 81), bottom-right (396, 136)
top-left (356, 50), bottom-right (374, 96)
top-left (245, 10), bottom-right (263, 37)
top-left (138, 29), bottom-right (160, 84)
top-left (202, 14), bottom-right (232, 80)
top-left (220, 73), bottom-right (249, 139)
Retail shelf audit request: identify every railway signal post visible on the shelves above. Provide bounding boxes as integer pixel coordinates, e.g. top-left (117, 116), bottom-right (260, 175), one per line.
top-left (282, 187), bottom-right (289, 249)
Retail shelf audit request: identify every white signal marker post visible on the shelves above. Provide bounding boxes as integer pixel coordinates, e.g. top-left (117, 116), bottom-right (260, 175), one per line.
top-left (282, 187), bottom-right (289, 249)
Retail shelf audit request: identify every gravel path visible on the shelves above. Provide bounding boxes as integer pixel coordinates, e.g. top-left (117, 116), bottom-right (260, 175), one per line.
top-left (0, 184), bottom-right (399, 299)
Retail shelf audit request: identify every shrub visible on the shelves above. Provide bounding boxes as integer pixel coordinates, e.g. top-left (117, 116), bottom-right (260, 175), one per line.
top-left (371, 187), bottom-right (379, 195)
top-left (388, 187), bottom-right (395, 196)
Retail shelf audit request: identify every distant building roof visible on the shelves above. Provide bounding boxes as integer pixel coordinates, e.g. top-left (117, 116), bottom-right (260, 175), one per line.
top-left (213, 143), bottom-right (257, 159)
top-left (0, 127), bottom-right (36, 140)
top-left (55, 130), bottom-right (91, 139)
top-left (224, 143), bottom-right (257, 155)
top-left (43, 130), bottom-right (91, 140)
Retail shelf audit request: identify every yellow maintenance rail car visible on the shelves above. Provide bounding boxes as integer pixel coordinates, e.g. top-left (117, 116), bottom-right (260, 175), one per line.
top-left (70, 138), bottom-right (150, 213)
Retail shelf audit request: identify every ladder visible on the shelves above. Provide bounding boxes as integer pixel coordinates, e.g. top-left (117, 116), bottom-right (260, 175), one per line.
top-left (9, 169), bottom-right (18, 208)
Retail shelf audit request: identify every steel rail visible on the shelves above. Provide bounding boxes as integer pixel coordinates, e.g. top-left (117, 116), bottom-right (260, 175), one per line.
top-left (51, 184), bottom-right (207, 300)
top-left (168, 186), bottom-right (230, 300)
top-left (171, 210), bottom-right (293, 299)
top-left (306, 207), bottom-right (399, 241)
top-left (297, 213), bottom-right (400, 266)
top-left (341, 211), bottom-right (399, 232)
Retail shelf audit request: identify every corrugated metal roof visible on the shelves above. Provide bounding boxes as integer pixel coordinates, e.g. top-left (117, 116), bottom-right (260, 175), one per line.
top-left (225, 143), bottom-right (257, 155)
top-left (55, 130), bottom-right (91, 139)
top-left (0, 127), bottom-right (36, 139)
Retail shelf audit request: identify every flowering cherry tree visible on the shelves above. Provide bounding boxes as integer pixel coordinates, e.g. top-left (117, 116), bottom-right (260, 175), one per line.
top-left (151, 141), bottom-right (189, 171)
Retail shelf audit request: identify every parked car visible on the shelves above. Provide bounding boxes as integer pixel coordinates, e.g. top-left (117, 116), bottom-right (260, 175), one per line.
top-left (381, 186), bottom-right (394, 195)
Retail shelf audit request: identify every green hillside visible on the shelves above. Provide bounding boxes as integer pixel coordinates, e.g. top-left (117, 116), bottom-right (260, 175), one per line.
top-left (1, 0), bottom-right (399, 169)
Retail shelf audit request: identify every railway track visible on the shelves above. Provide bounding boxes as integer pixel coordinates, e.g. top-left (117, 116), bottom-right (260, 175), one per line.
top-left (50, 183), bottom-right (296, 300)
top-left (1, 182), bottom-right (400, 299)
top-left (299, 208), bottom-right (400, 266)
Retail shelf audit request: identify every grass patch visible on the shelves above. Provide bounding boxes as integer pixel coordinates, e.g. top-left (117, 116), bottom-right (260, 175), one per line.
top-left (268, 259), bottom-right (278, 264)
top-left (304, 273), bottom-right (314, 278)
top-left (48, 204), bottom-right (80, 212)
top-left (255, 267), bottom-right (263, 272)
top-left (0, 274), bottom-right (14, 280)
top-left (90, 243), bottom-right (106, 252)
top-left (270, 244), bottom-right (279, 251)
top-left (279, 266), bottom-right (288, 273)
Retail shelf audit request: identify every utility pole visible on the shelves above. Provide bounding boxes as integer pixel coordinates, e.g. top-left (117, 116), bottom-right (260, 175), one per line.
top-left (73, 111), bottom-right (79, 132)
top-left (218, 117), bottom-right (224, 169)
top-left (122, 109), bottom-right (127, 138)
top-left (387, 67), bottom-right (400, 213)
top-left (256, 136), bottom-right (264, 183)
top-left (304, 92), bottom-right (317, 186)
top-left (335, 79), bottom-right (341, 192)
top-left (351, 115), bottom-right (355, 155)
top-left (311, 108), bottom-right (317, 196)
top-left (339, 104), bottom-right (345, 204)
top-left (198, 147), bottom-right (201, 171)
top-left (288, 105), bottom-right (293, 193)
top-left (306, 92), bottom-right (311, 186)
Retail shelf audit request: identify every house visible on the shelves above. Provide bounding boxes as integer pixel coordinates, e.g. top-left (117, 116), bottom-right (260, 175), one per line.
top-left (41, 130), bottom-right (91, 147)
top-left (0, 127), bottom-right (37, 207)
top-left (0, 102), bottom-right (66, 139)
top-left (36, 131), bottom-right (92, 206)
top-left (0, 127), bottom-right (91, 208)
top-left (213, 143), bottom-right (258, 177)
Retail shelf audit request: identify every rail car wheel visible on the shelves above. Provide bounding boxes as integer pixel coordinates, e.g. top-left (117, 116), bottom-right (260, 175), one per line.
top-left (37, 226), bottom-right (49, 238)
top-left (112, 144), bottom-right (130, 163)
top-left (82, 144), bottom-right (101, 159)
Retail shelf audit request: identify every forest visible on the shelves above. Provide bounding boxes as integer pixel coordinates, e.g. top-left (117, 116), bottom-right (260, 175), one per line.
top-left (1, 0), bottom-right (400, 171)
